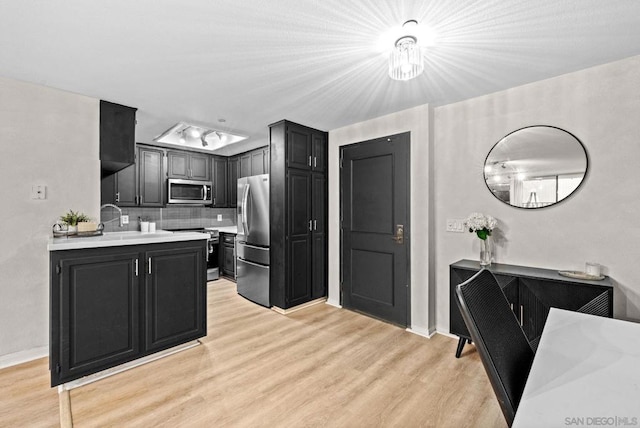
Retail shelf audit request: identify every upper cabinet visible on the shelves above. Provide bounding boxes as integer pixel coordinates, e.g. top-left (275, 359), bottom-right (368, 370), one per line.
top-left (100, 100), bottom-right (137, 174)
top-left (167, 151), bottom-right (210, 181)
top-left (212, 156), bottom-right (228, 208)
top-left (285, 124), bottom-right (325, 172)
top-left (101, 145), bottom-right (164, 207)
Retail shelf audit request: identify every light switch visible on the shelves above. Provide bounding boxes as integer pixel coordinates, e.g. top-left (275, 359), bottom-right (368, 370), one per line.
top-left (31, 185), bottom-right (46, 200)
top-left (122, 215), bottom-right (129, 224)
top-left (217, 214), bottom-right (223, 221)
top-left (446, 219), bottom-right (465, 233)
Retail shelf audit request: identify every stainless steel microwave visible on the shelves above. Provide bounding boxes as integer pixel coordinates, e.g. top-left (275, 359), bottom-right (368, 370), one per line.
top-left (168, 179), bottom-right (212, 205)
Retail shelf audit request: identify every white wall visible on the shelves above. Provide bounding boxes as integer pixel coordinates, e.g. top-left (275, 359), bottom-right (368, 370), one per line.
top-left (0, 76), bottom-right (99, 367)
top-left (433, 55), bottom-right (640, 333)
top-left (328, 104), bottom-right (434, 336)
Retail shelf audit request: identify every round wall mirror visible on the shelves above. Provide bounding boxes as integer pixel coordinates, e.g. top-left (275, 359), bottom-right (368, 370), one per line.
top-left (484, 126), bottom-right (588, 209)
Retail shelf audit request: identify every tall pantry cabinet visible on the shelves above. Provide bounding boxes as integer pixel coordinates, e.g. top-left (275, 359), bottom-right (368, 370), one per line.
top-left (269, 120), bottom-right (328, 310)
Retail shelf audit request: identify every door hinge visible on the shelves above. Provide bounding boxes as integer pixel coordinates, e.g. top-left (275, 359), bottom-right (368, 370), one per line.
top-left (56, 264), bottom-right (61, 275)
top-left (55, 363), bottom-right (61, 373)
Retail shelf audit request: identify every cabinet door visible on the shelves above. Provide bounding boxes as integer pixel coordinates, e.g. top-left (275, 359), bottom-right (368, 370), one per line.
top-left (311, 133), bottom-right (326, 173)
top-left (251, 150), bottom-right (264, 175)
top-left (518, 279), bottom-right (548, 342)
top-left (212, 157), bottom-right (228, 207)
top-left (100, 173), bottom-right (117, 205)
top-left (55, 251), bottom-right (140, 385)
top-left (239, 153), bottom-right (251, 178)
top-left (311, 172), bottom-right (326, 299)
top-left (287, 169), bottom-right (312, 306)
top-left (286, 125), bottom-right (312, 170)
top-left (167, 151), bottom-right (189, 179)
top-left (144, 245), bottom-right (206, 352)
top-left (115, 163), bottom-right (137, 206)
top-left (189, 153), bottom-right (210, 181)
top-left (263, 148), bottom-right (270, 174)
top-left (228, 158), bottom-right (238, 207)
top-left (138, 147), bottom-right (164, 206)
top-left (223, 244), bottom-right (235, 277)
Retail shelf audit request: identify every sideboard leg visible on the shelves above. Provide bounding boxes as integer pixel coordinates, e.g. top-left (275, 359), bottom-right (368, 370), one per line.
top-left (455, 337), bottom-right (467, 358)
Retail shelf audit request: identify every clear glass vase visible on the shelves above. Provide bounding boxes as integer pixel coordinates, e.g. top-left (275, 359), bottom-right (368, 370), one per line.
top-left (479, 236), bottom-right (492, 266)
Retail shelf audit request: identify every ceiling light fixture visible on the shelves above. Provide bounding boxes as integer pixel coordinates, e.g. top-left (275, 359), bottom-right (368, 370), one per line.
top-left (389, 20), bottom-right (424, 81)
top-left (154, 121), bottom-right (248, 151)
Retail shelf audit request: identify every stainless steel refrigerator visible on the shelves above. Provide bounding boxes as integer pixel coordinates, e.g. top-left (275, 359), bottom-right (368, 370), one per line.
top-left (236, 174), bottom-right (270, 307)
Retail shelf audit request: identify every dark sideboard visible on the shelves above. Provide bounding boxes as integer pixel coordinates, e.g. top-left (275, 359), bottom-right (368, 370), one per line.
top-left (450, 259), bottom-right (613, 358)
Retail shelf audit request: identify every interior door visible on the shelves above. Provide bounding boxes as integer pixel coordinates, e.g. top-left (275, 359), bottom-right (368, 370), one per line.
top-left (340, 133), bottom-right (410, 326)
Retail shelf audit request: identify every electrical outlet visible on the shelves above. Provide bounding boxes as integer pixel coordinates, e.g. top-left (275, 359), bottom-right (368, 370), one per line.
top-left (31, 184), bottom-right (46, 200)
top-left (446, 219), bottom-right (465, 233)
top-left (122, 215), bottom-right (129, 225)
top-left (217, 214), bottom-right (223, 221)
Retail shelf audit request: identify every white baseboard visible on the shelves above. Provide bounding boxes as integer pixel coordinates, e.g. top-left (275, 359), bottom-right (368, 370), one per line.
top-left (325, 299), bottom-right (342, 309)
top-left (0, 346), bottom-right (48, 370)
top-left (434, 331), bottom-right (459, 340)
top-left (406, 326), bottom-right (436, 339)
top-left (272, 298), bottom-right (327, 315)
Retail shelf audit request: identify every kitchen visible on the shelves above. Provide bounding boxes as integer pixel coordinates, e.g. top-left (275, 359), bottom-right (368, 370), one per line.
top-left (2, 1), bottom-right (640, 427)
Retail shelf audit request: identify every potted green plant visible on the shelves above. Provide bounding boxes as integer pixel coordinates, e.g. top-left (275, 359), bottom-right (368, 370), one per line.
top-left (59, 209), bottom-right (91, 235)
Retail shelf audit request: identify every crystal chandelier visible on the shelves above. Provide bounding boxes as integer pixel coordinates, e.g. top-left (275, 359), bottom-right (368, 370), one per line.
top-left (388, 20), bottom-right (425, 81)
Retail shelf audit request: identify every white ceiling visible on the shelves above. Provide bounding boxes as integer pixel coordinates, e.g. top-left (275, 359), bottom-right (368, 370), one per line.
top-left (2, 0), bottom-right (640, 155)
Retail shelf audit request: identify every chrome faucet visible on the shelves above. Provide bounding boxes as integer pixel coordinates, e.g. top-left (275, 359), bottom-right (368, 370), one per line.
top-left (100, 203), bottom-right (124, 227)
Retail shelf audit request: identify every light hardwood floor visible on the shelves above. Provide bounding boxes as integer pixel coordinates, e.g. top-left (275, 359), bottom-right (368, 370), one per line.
top-left (0, 279), bottom-right (505, 427)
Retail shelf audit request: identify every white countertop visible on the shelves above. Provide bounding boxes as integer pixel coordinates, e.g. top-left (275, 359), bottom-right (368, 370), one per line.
top-left (48, 230), bottom-right (208, 251)
top-left (513, 308), bottom-right (640, 427)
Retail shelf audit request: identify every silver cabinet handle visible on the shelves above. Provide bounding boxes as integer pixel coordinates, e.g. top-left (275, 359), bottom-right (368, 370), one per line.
top-left (140, 195), bottom-right (143, 205)
top-left (309, 220), bottom-right (313, 231)
top-left (520, 305), bottom-right (523, 327)
top-left (510, 303), bottom-right (513, 311)
top-left (135, 259), bottom-right (139, 276)
top-left (313, 219), bottom-right (317, 230)
top-left (148, 257), bottom-right (152, 274)
top-left (314, 157), bottom-right (317, 168)
top-left (116, 192), bottom-right (120, 203)
top-left (308, 155), bottom-right (312, 167)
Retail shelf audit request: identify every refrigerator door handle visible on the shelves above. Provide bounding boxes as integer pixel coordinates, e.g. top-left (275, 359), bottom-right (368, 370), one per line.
top-left (241, 183), bottom-right (250, 237)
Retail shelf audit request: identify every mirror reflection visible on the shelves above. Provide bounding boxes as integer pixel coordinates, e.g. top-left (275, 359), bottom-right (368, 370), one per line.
top-left (484, 126), bottom-right (588, 208)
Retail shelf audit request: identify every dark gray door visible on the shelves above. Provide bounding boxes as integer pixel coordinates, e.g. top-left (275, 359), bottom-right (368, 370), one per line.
top-left (341, 133), bottom-right (410, 326)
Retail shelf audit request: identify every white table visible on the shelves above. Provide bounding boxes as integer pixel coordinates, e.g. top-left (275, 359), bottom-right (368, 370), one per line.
top-left (513, 308), bottom-right (640, 427)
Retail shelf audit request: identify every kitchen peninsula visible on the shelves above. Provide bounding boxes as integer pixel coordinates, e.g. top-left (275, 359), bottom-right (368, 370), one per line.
top-left (48, 231), bottom-right (207, 386)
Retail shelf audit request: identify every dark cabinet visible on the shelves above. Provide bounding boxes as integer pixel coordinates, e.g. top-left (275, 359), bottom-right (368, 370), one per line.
top-left (212, 157), bottom-right (228, 208)
top-left (239, 153), bottom-right (251, 178)
top-left (168, 151), bottom-right (210, 181)
top-left (251, 150), bottom-right (264, 176)
top-left (220, 233), bottom-right (236, 279)
top-left (54, 250), bottom-right (140, 385)
top-left (449, 259), bottom-right (613, 357)
top-left (270, 120), bottom-right (328, 310)
top-left (101, 145), bottom-right (164, 207)
top-left (144, 246), bottom-right (205, 351)
top-left (228, 157), bottom-right (238, 208)
top-left (100, 100), bottom-right (137, 174)
top-left (137, 146), bottom-right (164, 206)
top-left (50, 240), bottom-right (207, 386)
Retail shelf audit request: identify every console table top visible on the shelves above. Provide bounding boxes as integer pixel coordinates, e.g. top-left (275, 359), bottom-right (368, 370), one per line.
top-left (451, 259), bottom-right (613, 288)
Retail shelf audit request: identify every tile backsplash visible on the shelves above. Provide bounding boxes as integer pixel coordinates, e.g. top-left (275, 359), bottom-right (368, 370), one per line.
top-left (101, 206), bottom-right (236, 232)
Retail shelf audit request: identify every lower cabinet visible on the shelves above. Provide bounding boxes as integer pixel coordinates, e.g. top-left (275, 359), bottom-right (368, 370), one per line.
top-left (449, 259), bottom-right (613, 357)
top-left (50, 240), bottom-right (206, 386)
top-left (220, 233), bottom-right (236, 279)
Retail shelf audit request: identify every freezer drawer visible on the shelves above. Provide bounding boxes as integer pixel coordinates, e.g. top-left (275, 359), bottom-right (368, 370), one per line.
top-left (236, 259), bottom-right (270, 307)
top-left (237, 241), bottom-right (269, 265)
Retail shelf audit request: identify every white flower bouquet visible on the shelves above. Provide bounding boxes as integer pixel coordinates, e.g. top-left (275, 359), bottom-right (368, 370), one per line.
top-left (464, 212), bottom-right (497, 240)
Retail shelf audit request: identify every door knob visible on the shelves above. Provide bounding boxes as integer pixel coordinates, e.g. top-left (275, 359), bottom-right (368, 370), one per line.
top-left (392, 224), bottom-right (404, 244)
